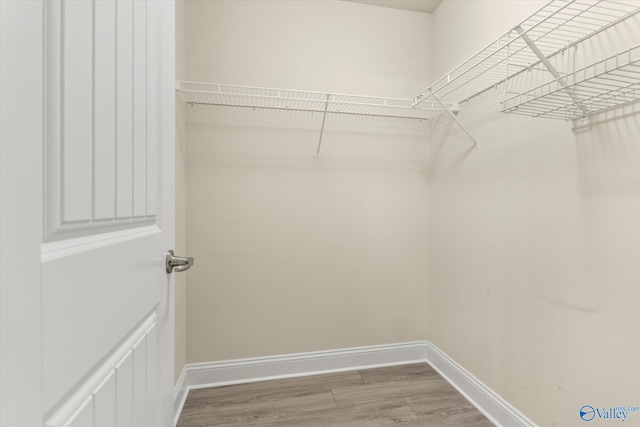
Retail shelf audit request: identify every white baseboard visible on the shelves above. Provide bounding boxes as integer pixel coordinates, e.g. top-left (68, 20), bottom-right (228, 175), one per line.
top-left (173, 341), bottom-right (536, 427)
top-left (185, 341), bottom-right (429, 390)
top-left (425, 342), bottom-right (537, 427)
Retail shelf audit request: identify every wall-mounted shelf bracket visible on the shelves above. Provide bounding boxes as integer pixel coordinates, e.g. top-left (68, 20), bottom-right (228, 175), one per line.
top-left (514, 25), bottom-right (589, 119)
top-left (429, 91), bottom-right (479, 149)
top-left (316, 94), bottom-right (331, 158)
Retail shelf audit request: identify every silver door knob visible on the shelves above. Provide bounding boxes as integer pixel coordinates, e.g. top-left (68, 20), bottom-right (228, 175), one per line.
top-left (166, 250), bottom-right (194, 273)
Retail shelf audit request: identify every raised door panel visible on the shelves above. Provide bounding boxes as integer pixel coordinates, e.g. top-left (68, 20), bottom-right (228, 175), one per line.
top-left (41, 234), bottom-right (163, 413)
top-left (62, 0), bottom-right (93, 222)
top-left (46, 316), bottom-right (158, 427)
top-left (45, 0), bottom-right (159, 242)
top-left (146, 0), bottom-right (159, 217)
top-left (94, 0), bottom-right (117, 221)
top-left (132, 0), bottom-right (148, 218)
top-left (92, 372), bottom-right (116, 427)
top-left (116, 0), bottom-right (134, 220)
top-left (65, 399), bottom-right (93, 427)
top-left (115, 355), bottom-right (134, 427)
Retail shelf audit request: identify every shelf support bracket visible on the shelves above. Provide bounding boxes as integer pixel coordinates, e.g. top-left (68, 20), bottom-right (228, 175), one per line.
top-left (515, 25), bottom-right (589, 118)
top-left (316, 94), bottom-right (331, 158)
top-left (430, 91), bottom-right (479, 149)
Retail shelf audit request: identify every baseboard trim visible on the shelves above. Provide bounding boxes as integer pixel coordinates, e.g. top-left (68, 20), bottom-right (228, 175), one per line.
top-left (188, 341), bottom-right (428, 390)
top-left (425, 342), bottom-right (536, 427)
top-left (173, 341), bottom-right (536, 427)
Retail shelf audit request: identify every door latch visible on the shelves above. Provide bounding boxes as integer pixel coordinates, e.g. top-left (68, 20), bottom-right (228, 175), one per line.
top-left (166, 250), bottom-right (194, 273)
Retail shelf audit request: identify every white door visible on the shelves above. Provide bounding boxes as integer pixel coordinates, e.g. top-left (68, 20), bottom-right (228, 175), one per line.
top-left (0, 1), bottom-right (176, 426)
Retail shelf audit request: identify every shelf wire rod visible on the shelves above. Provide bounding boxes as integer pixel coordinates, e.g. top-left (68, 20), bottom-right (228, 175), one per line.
top-left (184, 101), bottom-right (433, 121)
top-left (576, 7), bottom-right (631, 19)
top-left (571, 81), bottom-right (640, 105)
top-left (515, 75), bottom-right (639, 118)
top-left (540, 22), bottom-right (600, 33)
top-left (316, 94), bottom-right (331, 158)
top-left (506, 46), bottom-right (640, 103)
top-left (515, 24), bottom-right (590, 118)
top-left (595, 2), bottom-right (639, 14)
top-left (504, 73), bottom-right (638, 112)
top-left (508, 110), bottom-right (566, 119)
top-left (570, 16), bottom-right (619, 25)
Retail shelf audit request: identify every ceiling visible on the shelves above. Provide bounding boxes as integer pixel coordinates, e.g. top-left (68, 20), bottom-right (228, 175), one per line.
top-left (344, 0), bottom-right (444, 14)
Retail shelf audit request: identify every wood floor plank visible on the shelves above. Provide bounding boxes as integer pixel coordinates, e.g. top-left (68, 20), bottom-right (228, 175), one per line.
top-left (331, 376), bottom-right (450, 407)
top-left (177, 390), bottom-right (336, 427)
top-left (184, 370), bottom-right (362, 408)
top-left (182, 399), bottom-right (420, 427)
top-left (407, 391), bottom-right (495, 426)
top-left (177, 364), bottom-right (495, 427)
top-left (177, 411), bottom-right (279, 427)
top-left (358, 363), bottom-right (438, 384)
top-left (270, 399), bottom-right (419, 427)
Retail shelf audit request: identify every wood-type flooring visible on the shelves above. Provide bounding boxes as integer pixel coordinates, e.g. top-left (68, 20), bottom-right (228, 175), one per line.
top-left (177, 363), bottom-right (495, 426)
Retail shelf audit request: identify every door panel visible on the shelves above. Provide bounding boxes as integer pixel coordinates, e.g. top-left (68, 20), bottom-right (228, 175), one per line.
top-left (1, 1), bottom-right (174, 424)
top-left (133, 0), bottom-right (148, 218)
top-left (61, 0), bottom-right (93, 222)
top-left (94, 0), bottom-right (117, 221)
top-left (42, 234), bottom-right (164, 412)
top-left (40, 0), bottom-right (174, 425)
top-left (116, 0), bottom-right (134, 220)
top-left (45, 314), bottom-right (158, 427)
top-left (45, 0), bottom-right (159, 242)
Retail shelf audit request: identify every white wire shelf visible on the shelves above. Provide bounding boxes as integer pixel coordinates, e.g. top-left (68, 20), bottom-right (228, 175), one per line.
top-left (177, 81), bottom-right (442, 156)
top-left (177, 81), bottom-right (449, 121)
top-left (501, 44), bottom-right (640, 119)
top-left (413, 0), bottom-right (640, 107)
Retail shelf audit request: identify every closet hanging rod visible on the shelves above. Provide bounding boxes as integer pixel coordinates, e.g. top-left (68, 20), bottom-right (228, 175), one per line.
top-left (184, 101), bottom-right (434, 121)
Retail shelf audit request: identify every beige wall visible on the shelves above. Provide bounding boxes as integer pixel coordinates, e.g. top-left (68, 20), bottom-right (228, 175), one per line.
top-left (174, 0), bottom-right (187, 382)
top-left (185, 0), bottom-right (431, 97)
top-left (184, 0), bottom-right (432, 362)
top-left (428, 2), bottom-right (640, 426)
top-left (179, 2), bottom-right (640, 424)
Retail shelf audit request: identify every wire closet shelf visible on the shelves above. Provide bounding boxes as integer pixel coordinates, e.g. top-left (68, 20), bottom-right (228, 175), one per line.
top-left (177, 81), bottom-right (448, 121)
top-left (413, 0), bottom-right (640, 119)
top-left (502, 44), bottom-right (640, 119)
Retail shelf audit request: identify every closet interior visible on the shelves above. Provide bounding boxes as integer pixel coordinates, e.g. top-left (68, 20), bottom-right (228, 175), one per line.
top-left (175, 1), bottom-right (640, 426)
